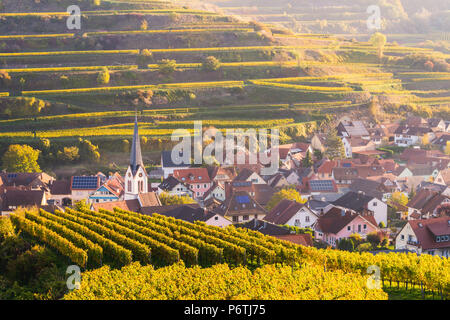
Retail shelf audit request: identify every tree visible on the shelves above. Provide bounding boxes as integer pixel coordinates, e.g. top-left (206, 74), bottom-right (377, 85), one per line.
top-left (97, 67), bottom-right (110, 85)
top-left (366, 231), bottom-right (383, 248)
top-left (313, 149), bottom-right (323, 160)
top-left (2, 145), bottom-right (40, 172)
top-left (388, 191), bottom-right (409, 207)
top-left (202, 56), bottom-right (221, 71)
top-left (445, 141), bottom-right (450, 156)
top-left (370, 32), bottom-right (387, 59)
top-left (140, 19), bottom-right (148, 31)
top-left (137, 49), bottom-right (153, 68)
top-left (57, 146), bottom-right (80, 163)
top-left (356, 243), bottom-right (372, 252)
top-left (159, 193), bottom-right (195, 205)
top-left (158, 59), bottom-right (177, 75)
top-left (266, 188), bottom-right (306, 211)
top-left (302, 150), bottom-right (313, 167)
top-left (349, 233), bottom-right (362, 247)
top-left (324, 129), bottom-right (346, 159)
top-left (421, 133), bottom-right (430, 146)
top-left (368, 98), bottom-right (380, 123)
top-left (337, 238), bottom-right (354, 252)
top-left (78, 138), bottom-right (100, 162)
top-left (0, 70), bottom-right (11, 87)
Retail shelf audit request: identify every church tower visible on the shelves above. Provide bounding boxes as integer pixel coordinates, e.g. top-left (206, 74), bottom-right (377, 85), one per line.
top-left (124, 115), bottom-right (148, 200)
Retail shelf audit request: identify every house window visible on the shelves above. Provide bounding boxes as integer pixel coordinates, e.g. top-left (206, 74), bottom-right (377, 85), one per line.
top-left (358, 225), bottom-right (361, 232)
top-left (243, 215), bottom-right (249, 221)
top-left (295, 219), bottom-right (300, 226)
top-left (232, 216), bottom-right (238, 222)
top-left (305, 216), bottom-right (310, 223)
top-left (364, 224), bottom-right (367, 230)
top-left (373, 202), bottom-right (377, 206)
top-left (347, 226), bottom-right (351, 231)
top-left (215, 216), bottom-right (219, 221)
top-left (128, 181), bottom-right (132, 192)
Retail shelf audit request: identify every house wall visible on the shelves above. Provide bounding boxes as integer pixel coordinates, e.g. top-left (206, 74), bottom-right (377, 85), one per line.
top-left (395, 223), bottom-right (419, 252)
top-left (205, 215), bottom-right (232, 228)
top-left (311, 135), bottom-right (325, 152)
top-left (188, 182), bottom-right (212, 199)
top-left (229, 213), bottom-right (266, 224)
top-left (247, 172), bottom-right (266, 185)
top-left (315, 215), bottom-right (378, 247)
top-left (367, 198), bottom-right (387, 226)
top-left (71, 190), bottom-right (95, 203)
top-left (395, 134), bottom-right (420, 147)
top-left (286, 173), bottom-right (300, 185)
top-left (285, 207), bottom-right (317, 229)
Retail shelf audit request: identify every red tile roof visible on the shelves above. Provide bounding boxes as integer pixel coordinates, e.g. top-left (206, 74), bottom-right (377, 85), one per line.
top-left (173, 168), bottom-right (211, 184)
top-left (408, 217), bottom-right (450, 250)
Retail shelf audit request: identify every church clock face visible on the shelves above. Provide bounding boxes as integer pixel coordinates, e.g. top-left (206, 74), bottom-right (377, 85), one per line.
top-left (128, 173), bottom-right (131, 177)
top-left (139, 173), bottom-right (143, 177)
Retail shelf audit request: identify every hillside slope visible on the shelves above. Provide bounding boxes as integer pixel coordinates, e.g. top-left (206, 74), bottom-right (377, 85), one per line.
top-left (0, 0), bottom-right (449, 174)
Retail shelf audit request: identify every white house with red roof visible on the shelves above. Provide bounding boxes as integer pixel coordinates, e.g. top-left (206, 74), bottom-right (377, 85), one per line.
top-left (172, 168), bottom-right (212, 200)
top-left (395, 216), bottom-right (450, 257)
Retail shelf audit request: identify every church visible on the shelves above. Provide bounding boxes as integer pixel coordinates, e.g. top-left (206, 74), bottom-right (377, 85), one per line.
top-left (124, 115), bottom-right (149, 200)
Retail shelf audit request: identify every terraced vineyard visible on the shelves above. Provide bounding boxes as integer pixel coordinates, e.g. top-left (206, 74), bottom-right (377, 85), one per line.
top-left (0, 0), bottom-right (449, 170)
top-left (9, 208), bottom-right (450, 298)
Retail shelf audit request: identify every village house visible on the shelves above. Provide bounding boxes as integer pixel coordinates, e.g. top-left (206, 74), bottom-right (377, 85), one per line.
top-left (233, 168), bottom-right (266, 185)
top-left (47, 180), bottom-right (72, 206)
top-left (91, 191), bottom-right (161, 213)
top-left (395, 216), bottom-right (450, 257)
top-left (237, 219), bottom-right (313, 246)
top-left (157, 175), bottom-right (193, 198)
top-left (406, 188), bottom-right (450, 220)
top-left (203, 182), bottom-right (226, 202)
top-left (70, 175), bottom-right (101, 203)
top-left (0, 172), bottom-right (54, 192)
top-left (172, 168), bottom-right (212, 200)
top-left (341, 137), bottom-right (376, 158)
top-left (214, 190), bottom-right (267, 224)
top-left (161, 150), bottom-right (190, 179)
top-left (337, 120), bottom-right (370, 138)
top-left (349, 178), bottom-right (397, 202)
top-left (264, 199), bottom-right (318, 229)
top-left (141, 204), bottom-right (232, 228)
top-left (89, 173), bottom-right (125, 204)
top-left (310, 133), bottom-right (327, 153)
top-left (394, 125), bottom-right (433, 147)
top-left (314, 207), bottom-right (379, 247)
top-left (332, 191), bottom-right (387, 226)
top-left (0, 189), bottom-right (47, 215)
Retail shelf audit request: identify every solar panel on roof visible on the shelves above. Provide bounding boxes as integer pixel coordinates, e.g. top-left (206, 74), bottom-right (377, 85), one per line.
top-left (342, 163), bottom-right (351, 168)
top-left (72, 176), bottom-right (98, 189)
top-left (236, 195), bottom-right (250, 204)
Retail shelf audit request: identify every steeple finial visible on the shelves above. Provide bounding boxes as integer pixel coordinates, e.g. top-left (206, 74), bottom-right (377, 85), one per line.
top-left (130, 112), bottom-right (144, 174)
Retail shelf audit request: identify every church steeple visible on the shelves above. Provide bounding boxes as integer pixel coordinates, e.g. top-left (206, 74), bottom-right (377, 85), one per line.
top-left (130, 113), bottom-right (144, 175)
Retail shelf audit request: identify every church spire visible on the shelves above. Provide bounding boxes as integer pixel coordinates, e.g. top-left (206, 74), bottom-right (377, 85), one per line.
top-left (130, 113), bottom-right (144, 174)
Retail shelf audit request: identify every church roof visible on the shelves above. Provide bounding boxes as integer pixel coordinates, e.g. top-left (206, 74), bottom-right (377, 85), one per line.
top-left (130, 115), bottom-right (144, 174)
